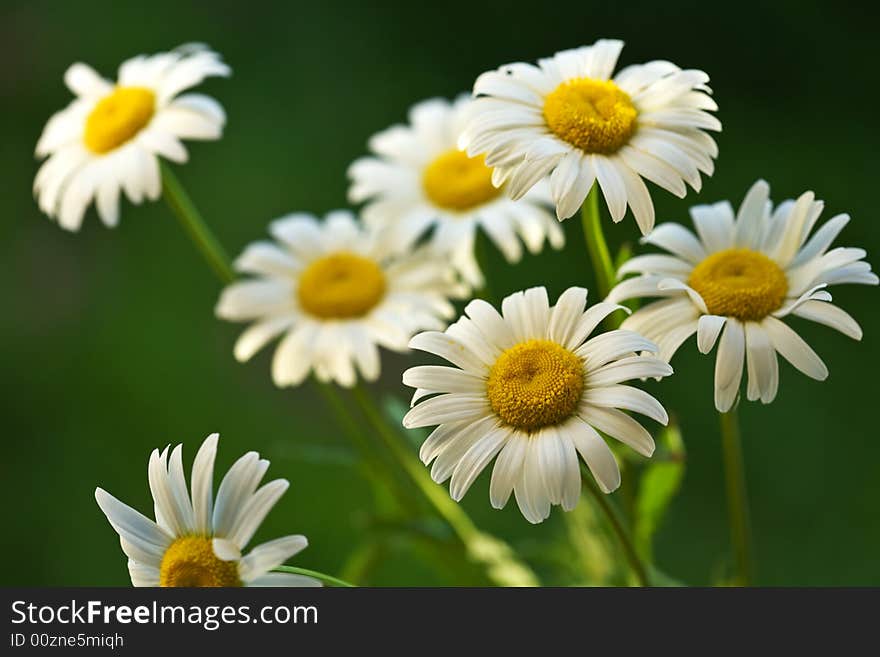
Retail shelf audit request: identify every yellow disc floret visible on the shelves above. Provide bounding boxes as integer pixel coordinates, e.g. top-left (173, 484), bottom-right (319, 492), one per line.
top-left (543, 78), bottom-right (637, 154)
top-left (422, 149), bottom-right (501, 211)
top-left (298, 252), bottom-right (386, 319)
top-left (486, 339), bottom-right (584, 432)
top-left (84, 87), bottom-right (156, 154)
top-left (159, 536), bottom-right (241, 587)
top-left (688, 248), bottom-right (788, 321)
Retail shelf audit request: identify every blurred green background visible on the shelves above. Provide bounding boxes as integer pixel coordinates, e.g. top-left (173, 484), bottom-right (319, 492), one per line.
top-left (2, 0), bottom-right (877, 586)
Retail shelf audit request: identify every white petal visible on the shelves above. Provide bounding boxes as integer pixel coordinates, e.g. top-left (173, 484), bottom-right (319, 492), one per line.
top-left (587, 355), bottom-right (673, 385)
top-left (212, 537), bottom-right (241, 561)
top-left (582, 385), bottom-right (668, 424)
top-left (734, 179), bottom-right (770, 249)
top-left (127, 560), bottom-right (160, 587)
top-left (402, 393), bottom-right (491, 428)
top-left (548, 286), bottom-right (588, 348)
top-left (578, 405), bottom-right (655, 457)
top-left (409, 331), bottom-right (486, 374)
top-left (449, 429), bottom-right (508, 501)
top-left (402, 365), bottom-right (485, 395)
top-left (761, 316), bottom-right (828, 381)
top-left (696, 315), bottom-right (727, 354)
top-left (190, 433), bottom-right (218, 534)
top-left (791, 300), bottom-right (862, 340)
top-left (227, 479), bottom-right (290, 549)
top-left (641, 223), bottom-right (706, 264)
top-left (567, 420), bottom-right (620, 493)
top-left (744, 322), bottom-right (778, 404)
top-left (490, 432), bottom-right (527, 509)
top-left (714, 318), bottom-right (745, 412)
top-left (95, 488), bottom-right (172, 559)
top-left (239, 535), bottom-right (309, 582)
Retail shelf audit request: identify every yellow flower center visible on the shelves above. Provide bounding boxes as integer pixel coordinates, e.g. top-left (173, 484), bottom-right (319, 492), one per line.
top-left (84, 87), bottom-right (156, 154)
top-left (486, 339), bottom-right (584, 432)
top-left (297, 252), bottom-right (386, 319)
top-left (422, 149), bottom-right (501, 211)
top-left (542, 78), bottom-right (637, 154)
top-left (688, 248), bottom-right (789, 321)
top-left (159, 536), bottom-right (241, 587)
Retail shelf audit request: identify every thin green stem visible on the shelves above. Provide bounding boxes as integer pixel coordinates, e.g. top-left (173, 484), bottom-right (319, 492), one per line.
top-left (350, 384), bottom-right (478, 541)
top-left (720, 407), bottom-right (754, 586)
top-left (160, 162), bottom-right (236, 284)
top-left (580, 186), bottom-right (616, 299)
top-left (315, 380), bottom-right (421, 517)
top-left (582, 472), bottom-right (650, 586)
top-left (350, 383), bottom-right (539, 587)
top-left (273, 565), bottom-right (355, 587)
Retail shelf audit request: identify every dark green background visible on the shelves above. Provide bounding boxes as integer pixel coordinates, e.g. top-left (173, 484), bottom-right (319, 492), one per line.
top-left (2, 0), bottom-right (877, 586)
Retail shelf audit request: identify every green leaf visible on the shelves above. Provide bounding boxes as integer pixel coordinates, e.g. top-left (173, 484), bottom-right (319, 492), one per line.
top-left (634, 420), bottom-right (686, 562)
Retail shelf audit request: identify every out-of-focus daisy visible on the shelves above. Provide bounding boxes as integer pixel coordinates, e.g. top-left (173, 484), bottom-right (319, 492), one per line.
top-left (34, 44), bottom-right (229, 230)
top-left (401, 286), bottom-right (672, 524)
top-left (348, 96), bottom-right (563, 287)
top-left (608, 179), bottom-right (878, 412)
top-left (459, 38), bottom-right (719, 234)
top-left (95, 433), bottom-right (319, 587)
top-left (216, 211), bottom-right (466, 388)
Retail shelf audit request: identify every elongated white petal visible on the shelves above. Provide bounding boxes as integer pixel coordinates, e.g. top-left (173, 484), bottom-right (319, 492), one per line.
top-left (791, 300), bottom-right (862, 340)
top-left (714, 319), bottom-right (745, 412)
top-left (578, 405), bottom-right (655, 457)
top-left (762, 316), bottom-right (828, 381)
top-left (239, 535), bottom-right (309, 582)
top-left (567, 420), bottom-right (620, 493)
top-left (697, 315), bottom-right (727, 354)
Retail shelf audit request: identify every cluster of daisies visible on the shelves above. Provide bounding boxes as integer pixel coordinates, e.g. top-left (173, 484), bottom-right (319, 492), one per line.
top-left (35, 39), bottom-right (874, 586)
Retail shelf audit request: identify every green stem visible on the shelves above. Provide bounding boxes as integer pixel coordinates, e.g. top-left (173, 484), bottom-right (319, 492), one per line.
top-left (350, 384), bottom-right (478, 541)
top-left (273, 565), bottom-right (355, 587)
top-left (160, 162), bottom-right (236, 284)
top-left (580, 186), bottom-right (616, 299)
top-left (582, 472), bottom-right (650, 586)
top-left (350, 383), bottom-right (539, 587)
top-left (315, 380), bottom-right (421, 517)
top-left (339, 540), bottom-right (387, 585)
top-left (720, 407), bottom-right (753, 586)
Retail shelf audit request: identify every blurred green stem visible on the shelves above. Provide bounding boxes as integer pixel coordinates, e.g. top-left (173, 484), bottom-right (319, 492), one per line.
top-left (160, 162), bottom-right (236, 284)
top-left (582, 472), bottom-right (650, 586)
top-left (720, 407), bottom-right (753, 586)
top-left (580, 186), bottom-right (615, 299)
top-left (273, 565), bottom-right (355, 587)
top-left (351, 384), bottom-right (480, 542)
top-left (350, 383), bottom-right (539, 586)
top-left (315, 381), bottom-right (420, 517)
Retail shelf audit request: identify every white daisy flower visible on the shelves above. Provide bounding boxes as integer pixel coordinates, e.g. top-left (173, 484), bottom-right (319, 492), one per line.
top-left (348, 96), bottom-right (563, 287)
top-left (216, 210), bottom-right (466, 388)
top-left (459, 38), bottom-right (720, 234)
top-left (34, 44), bottom-right (229, 231)
top-left (95, 433), bottom-right (320, 587)
top-left (401, 286), bottom-right (672, 524)
top-left (607, 179), bottom-right (878, 412)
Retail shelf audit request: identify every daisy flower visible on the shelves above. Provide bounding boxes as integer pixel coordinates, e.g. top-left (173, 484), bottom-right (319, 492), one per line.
top-left (607, 179), bottom-right (878, 412)
top-left (401, 286), bottom-right (672, 524)
top-left (216, 210), bottom-right (466, 388)
top-left (95, 433), bottom-right (320, 587)
top-left (34, 44), bottom-right (229, 230)
top-left (459, 38), bottom-right (720, 234)
top-left (348, 96), bottom-right (563, 287)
